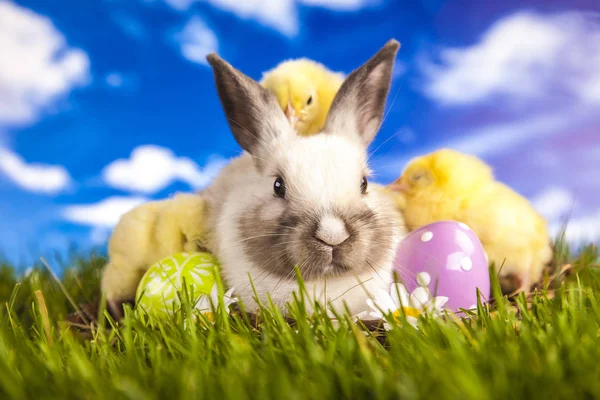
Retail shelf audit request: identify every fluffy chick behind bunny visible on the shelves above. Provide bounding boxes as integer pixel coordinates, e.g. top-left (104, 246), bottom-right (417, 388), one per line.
top-left (389, 148), bottom-right (554, 294)
top-left (260, 58), bottom-right (345, 136)
top-left (100, 192), bottom-right (209, 313)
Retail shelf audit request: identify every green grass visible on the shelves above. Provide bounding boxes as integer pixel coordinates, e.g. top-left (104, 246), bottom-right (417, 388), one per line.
top-left (0, 243), bottom-right (599, 400)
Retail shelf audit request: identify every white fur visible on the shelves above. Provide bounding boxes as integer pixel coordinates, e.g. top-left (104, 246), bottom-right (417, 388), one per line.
top-left (205, 133), bottom-right (405, 316)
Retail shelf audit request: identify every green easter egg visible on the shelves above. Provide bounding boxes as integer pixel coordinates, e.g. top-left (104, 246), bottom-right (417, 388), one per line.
top-left (136, 252), bottom-right (219, 317)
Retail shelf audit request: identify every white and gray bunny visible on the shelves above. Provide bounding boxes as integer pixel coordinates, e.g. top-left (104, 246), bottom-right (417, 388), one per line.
top-left (101, 39), bottom-right (407, 317)
top-left (201, 39), bottom-right (407, 315)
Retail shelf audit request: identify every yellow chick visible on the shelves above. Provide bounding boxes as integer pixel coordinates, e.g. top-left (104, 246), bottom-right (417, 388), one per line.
top-left (260, 58), bottom-right (345, 136)
top-left (389, 148), bottom-right (554, 295)
top-left (101, 192), bottom-right (209, 315)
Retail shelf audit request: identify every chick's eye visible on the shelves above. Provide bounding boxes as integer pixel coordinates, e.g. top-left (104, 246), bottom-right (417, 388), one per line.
top-left (411, 172), bottom-right (425, 182)
top-left (360, 176), bottom-right (368, 194)
top-left (307, 96), bottom-right (313, 105)
top-left (274, 176), bottom-right (286, 198)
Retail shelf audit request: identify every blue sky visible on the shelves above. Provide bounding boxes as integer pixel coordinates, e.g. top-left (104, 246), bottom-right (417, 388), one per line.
top-left (1, 0), bottom-right (599, 268)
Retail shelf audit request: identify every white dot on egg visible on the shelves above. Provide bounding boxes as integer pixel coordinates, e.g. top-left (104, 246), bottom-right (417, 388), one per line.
top-left (416, 272), bottom-right (431, 286)
top-left (420, 231), bottom-right (433, 242)
top-left (461, 257), bottom-right (473, 271)
top-left (458, 222), bottom-right (470, 230)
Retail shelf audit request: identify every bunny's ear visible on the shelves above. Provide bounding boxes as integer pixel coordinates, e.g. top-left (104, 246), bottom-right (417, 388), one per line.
top-left (323, 39), bottom-right (400, 148)
top-left (206, 53), bottom-right (291, 155)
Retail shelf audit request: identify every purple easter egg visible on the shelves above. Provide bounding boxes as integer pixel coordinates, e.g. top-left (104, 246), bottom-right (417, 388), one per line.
top-left (393, 220), bottom-right (490, 313)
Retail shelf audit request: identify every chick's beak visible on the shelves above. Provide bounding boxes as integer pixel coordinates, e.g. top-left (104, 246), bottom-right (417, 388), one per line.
top-left (388, 178), bottom-right (409, 192)
top-left (284, 103), bottom-right (298, 128)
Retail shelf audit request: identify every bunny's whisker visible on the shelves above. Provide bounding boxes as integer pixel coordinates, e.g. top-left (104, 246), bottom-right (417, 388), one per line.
top-left (237, 233), bottom-right (293, 244)
top-left (271, 240), bottom-right (303, 248)
top-left (365, 259), bottom-right (389, 286)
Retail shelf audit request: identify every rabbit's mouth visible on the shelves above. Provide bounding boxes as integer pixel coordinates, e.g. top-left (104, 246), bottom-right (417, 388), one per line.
top-left (238, 202), bottom-right (396, 281)
top-left (308, 240), bottom-right (357, 276)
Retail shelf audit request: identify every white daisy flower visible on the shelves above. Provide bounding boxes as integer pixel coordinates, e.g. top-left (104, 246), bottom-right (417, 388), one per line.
top-left (366, 273), bottom-right (448, 330)
top-left (194, 284), bottom-right (237, 323)
top-left (327, 310), bottom-right (369, 330)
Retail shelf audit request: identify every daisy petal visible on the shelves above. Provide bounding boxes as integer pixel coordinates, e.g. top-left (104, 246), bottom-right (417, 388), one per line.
top-left (372, 290), bottom-right (397, 313)
top-left (406, 316), bottom-right (419, 329)
top-left (430, 296), bottom-right (449, 310)
top-left (392, 283), bottom-right (410, 307)
top-left (353, 311), bottom-right (369, 320)
top-left (366, 299), bottom-right (385, 318)
top-left (366, 298), bottom-right (377, 311)
top-left (390, 287), bottom-right (400, 307)
top-left (390, 284), bottom-right (402, 308)
top-left (409, 287), bottom-right (430, 309)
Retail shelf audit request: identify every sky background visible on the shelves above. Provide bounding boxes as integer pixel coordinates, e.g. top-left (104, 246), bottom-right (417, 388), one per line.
top-left (1, 0), bottom-right (599, 269)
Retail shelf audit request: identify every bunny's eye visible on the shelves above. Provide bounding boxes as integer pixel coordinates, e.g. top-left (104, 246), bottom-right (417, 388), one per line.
top-left (307, 96), bottom-right (313, 105)
top-left (274, 176), bottom-right (286, 198)
top-left (360, 176), bottom-right (368, 194)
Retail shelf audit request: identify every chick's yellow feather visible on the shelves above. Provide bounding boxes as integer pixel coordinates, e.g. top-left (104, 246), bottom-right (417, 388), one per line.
top-left (101, 192), bottom-right (209, 304)
top-left (260, 58), bottom-right (345, 136)
top-left (392, 148), bottom-right (553, 294)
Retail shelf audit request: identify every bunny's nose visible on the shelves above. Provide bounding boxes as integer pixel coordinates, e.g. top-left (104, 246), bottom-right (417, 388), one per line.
top-left (314, 215), bottom-right (350, 247)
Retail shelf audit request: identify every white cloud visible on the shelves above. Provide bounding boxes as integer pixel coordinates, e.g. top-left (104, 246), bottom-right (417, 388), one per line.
top-left (395, 127), bottom-right (416, 144)
top-left (391, 62), bottom-right (408, 81)
top-left (170, 0), bottom-right (297, 36)
top-left (103, 72), bottom-right (138, 91)
top-left (370, 110), bottom-right (575, 182)
top-left (0, 2), bottom-right (90, 126)
top-left (161, 0), bottom-right (378, 37)
top-left (421, 11), bottom-right (600, 106)
top-left (300, 0), bottom-right (378, 9)
top-left (0, 147), bottom-right (72, 194)
top-left (105, 73), bottom-right (124, 88)
top-left (101, 145), bottom-right (227, 194)
top-left (444, 110), bottom-right (576, 158)
top-left (174, 16), bottom-right (218, 66)
top-left (111, 11), bottom-right (147, 40)
top-left (161, 0), bottom-right (195, 11)
top-left (532, 186), bottom-right (576, 221)
top-left (62, 196), bottom-right (149, 228)
top-left (550, 211), bottom-right (600, 245)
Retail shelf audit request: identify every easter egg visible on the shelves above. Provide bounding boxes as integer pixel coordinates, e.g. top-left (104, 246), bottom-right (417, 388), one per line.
top-left (393, 220), bottom-right (490, 313)
top-left (136, 252), bottom-right (219, 317)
